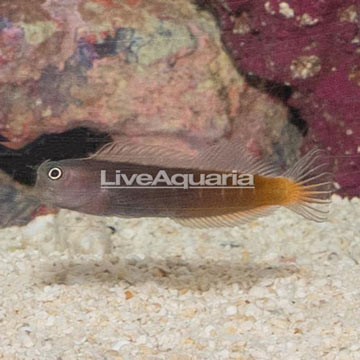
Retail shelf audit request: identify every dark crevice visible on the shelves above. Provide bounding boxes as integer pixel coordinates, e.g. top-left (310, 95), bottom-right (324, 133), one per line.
top-left (93, 34), bottom-right (118, 58)
top-left (194, 0), bottom-right (216, 12)
top-left (0, 127), bottom-right (112, 187)
top-left (0, 134), bottom-right (9, 142)
top-left (91, 28), bottom-right (138, 64)
top-left (243, 73), bottom-right (293, 102)
top-left (288, 107), bottom-right (308, 136)
top-left (242, 73), bottom-right (308, 136)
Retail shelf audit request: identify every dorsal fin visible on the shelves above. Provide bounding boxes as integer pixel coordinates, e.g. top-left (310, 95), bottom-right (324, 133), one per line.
top-left (89, 138), bottom-right (282, 176)
top-left (88, 140), bottom-right (196, 168)
top-left (188, 139), bottom-right (282, 176)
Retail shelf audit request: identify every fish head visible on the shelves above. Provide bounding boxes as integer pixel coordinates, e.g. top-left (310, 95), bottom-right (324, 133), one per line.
top-left (33, 159), bottom-right (100, 210)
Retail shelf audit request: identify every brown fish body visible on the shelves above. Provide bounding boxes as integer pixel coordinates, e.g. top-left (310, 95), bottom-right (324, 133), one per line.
top-left (99, 162), bottom-right (292, 218)
top-left (33, 140), bottom-right (332, 227)
top-left (34, 159), bottom-right (287, 215)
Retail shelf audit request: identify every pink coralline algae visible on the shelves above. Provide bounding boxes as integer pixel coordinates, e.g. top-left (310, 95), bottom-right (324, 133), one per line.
top-left (0, 19), bottom-right (24, 67)
top-left (207, 0), bottom-right (360, 196)
top-left (0, 0), bottom-right (298, 157)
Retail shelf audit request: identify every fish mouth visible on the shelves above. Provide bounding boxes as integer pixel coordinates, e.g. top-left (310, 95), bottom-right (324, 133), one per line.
top-left (30, 182), bottom-right (54, 206)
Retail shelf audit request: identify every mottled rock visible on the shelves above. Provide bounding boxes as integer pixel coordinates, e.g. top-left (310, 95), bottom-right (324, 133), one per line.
top-left (0, 0), bottom-right (302, 226)
top-left (0, 0), bottom-right (297, 154)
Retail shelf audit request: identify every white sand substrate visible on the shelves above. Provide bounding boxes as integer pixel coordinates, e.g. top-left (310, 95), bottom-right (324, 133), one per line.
top-left (0, 195), bottom-right (359, 360)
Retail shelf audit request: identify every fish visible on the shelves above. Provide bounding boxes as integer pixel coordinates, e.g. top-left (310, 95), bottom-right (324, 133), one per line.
top-left (32, 139), bottom-right (333, 228)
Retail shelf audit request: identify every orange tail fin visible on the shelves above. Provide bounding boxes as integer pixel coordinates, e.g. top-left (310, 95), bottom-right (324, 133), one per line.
top-left (282, 149), bottom-right (334, 222)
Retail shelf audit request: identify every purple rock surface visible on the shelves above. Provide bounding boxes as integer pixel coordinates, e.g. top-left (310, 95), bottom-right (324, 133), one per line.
top-left (209, 0), bottom-right (360, 197)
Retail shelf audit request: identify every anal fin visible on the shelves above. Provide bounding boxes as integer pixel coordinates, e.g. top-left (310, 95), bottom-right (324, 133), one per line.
top-left (172, 206), bottom-right (278, 228)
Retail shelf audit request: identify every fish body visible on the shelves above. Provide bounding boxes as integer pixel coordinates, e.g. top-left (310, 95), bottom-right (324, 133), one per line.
top-left (32, 140), bottom-right (333, 227)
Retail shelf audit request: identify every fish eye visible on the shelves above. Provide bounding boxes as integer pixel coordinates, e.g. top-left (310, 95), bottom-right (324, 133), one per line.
top-left (48, 167), bottom-right (63, 180)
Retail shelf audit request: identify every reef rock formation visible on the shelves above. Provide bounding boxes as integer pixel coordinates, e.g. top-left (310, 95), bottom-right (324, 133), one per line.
top-left (0, 0), bottom-right (302, 227)
top-left (0, 0), bottom-right (295, 152)
top-left (208, 0), bottom-right (360, 196)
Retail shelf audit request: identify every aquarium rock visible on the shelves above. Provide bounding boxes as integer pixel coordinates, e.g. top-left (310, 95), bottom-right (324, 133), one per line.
top-left (208, 0), bottom-right (360, 196)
